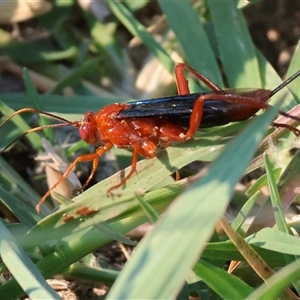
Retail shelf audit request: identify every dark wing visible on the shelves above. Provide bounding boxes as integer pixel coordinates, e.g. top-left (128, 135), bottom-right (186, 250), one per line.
top-left (117, 91), bottom-right (256, 128)
top-left (117, 94), bottom-right (201, 118)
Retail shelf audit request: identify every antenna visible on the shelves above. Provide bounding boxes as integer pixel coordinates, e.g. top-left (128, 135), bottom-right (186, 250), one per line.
top-left (0, 108), bottom-right (80, 152)
top-left (270, 70), bottom-right (300, 97)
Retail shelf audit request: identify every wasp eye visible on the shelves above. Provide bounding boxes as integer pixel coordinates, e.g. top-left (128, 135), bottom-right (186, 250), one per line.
top-left (79, 124), bottom-right (90, 142)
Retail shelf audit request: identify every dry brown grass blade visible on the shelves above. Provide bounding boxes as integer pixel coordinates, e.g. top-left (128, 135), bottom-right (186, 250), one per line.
top-left (220, 216), bottom-right (298, 300)
top-left (0, 0), bottom-right (52, 24)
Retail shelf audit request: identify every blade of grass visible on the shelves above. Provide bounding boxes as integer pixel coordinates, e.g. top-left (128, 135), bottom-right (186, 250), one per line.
top-left (231, 191), bottom-right (261, 232)
top-left (256, 49), bottom-right (298, 110)
top-left (0, 185), bottom-right (40, 227)
top-left (0, 156), bottom-right (41, 211)
top-left (247, 148), bottom-right (300, 235)
top-left (246, 228), bottom-right (300, 257)
top-left (194, 259), bottom-right (253, 299)
top-left (264, 153), bottom-right (291, 234)
top-left (49, 57), bottom-right (102, 95)
top-left (286, 39), bottom-right (300, 103)
top-left (158, 1), bottom-right (223, 86)
top-left (98, 134), bottom-right (225, 194)
top-left (27, 126), bottom-right (230, 216)
top-left (0, 220), bottom-right (60, 300)
top-left (106, 0), bottom-right (174, 74)
top-left (62, 262), bottom-right (119, 286)
top-left (135, 192), bottom-right (159, 223)
top-left (0, 93), bottom-right (126, 120)
top-left (246, 169), bottom-right (281, 196)
top-left (207, 0), bottom-right (260, 87)
top-left (89, 21), bottom-right (127, 84)
top-left (21, 183), bottom-right (186, 249)
top-left (0, 101), bottom-right (41, 149)
top-left (202, 241), bottom-right (286, 266)
top-left (0, 40), bottom-right (77, 63)
top-left (22, 68), bottom-right (54, 143)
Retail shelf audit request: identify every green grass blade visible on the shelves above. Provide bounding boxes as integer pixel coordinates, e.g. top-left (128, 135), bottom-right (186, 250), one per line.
top-left (0, 156), bottom-right (41, 211)
top-left (135, 193), bottom-right (159, 223)
top-left (255, 49), bottom-right (299, 110)
top-left (0, 40), bottom-right (76, 63)
top-left (0, 185), bottom-right (39, 227)
top-left (286, 39), bottom-right (300, 103)
top-left (202, 240), bottom-right (287, 266)
top-left (263, 147), bottom-right (300, 296)
top-left (207, 0), bottom-right (260, 87)
top-left (194, 259), bottom-right (253, 299)
top-left (0, 220), bottom-right (59, 300)
top-left (158, 1), bottom-right (223, 86)
top-left (106, 0), bottom-right (174, 73)
top-left (247, 147), bottom-right (300, 235)
top-left (22, 68), bottom-right (54, 142)
top-left (264, 153), bottom-right (288, 232)
top-left (49, 57), bottom-right (102, 95)
top-left (231, 191), bottom-right (261, 232)
top-left (246, 169), bottom-right (281, 196)
top-left (0, 101), bottom-right (41, 150)
top-left (0, 93), bottom-right (125, 120)
top-left (246, 228), bottom-right (300, 256)
top-left (62, 262), bottom-right (119, 285)
top-left (22, 184), bottom-right (185, 248)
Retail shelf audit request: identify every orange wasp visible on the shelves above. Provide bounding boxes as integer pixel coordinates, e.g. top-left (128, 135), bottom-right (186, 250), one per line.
top-left (1, 63), bottom-right (300, 212)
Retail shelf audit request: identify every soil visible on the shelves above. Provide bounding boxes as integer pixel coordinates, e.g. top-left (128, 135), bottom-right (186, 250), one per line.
top-left (244, 0), bottom-right (300, 75)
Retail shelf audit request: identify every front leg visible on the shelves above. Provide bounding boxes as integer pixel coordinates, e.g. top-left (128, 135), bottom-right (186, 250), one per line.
top-left (36, 143), bottom-right (113, 212)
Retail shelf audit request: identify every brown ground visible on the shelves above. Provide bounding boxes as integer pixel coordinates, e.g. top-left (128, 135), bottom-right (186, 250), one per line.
top-left (244, 0), bottom-right (300, 75)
